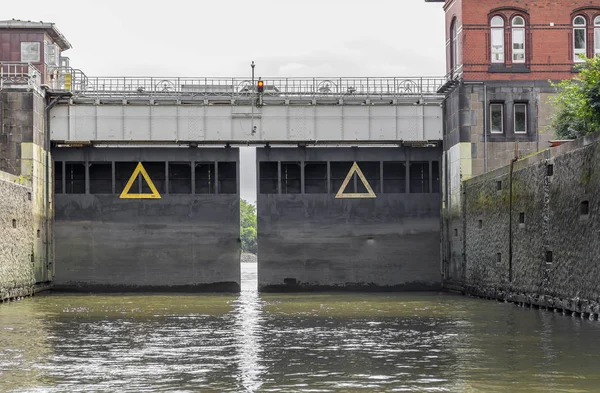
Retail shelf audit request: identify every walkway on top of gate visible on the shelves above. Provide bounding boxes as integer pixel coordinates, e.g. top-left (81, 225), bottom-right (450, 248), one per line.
top-left (1, 63), bottom-right (446, 145)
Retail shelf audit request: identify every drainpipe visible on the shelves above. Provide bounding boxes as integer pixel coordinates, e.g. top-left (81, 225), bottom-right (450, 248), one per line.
top-left (483, 83), bottom-right (487, 173)
top-left (508, 152), bottom-right (518, 283)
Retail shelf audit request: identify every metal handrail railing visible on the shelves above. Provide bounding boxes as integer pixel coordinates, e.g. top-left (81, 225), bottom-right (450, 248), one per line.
top-left (68, 76), bottom-right (446, 99)
top-left (0, 62), bottom-right (41, 91)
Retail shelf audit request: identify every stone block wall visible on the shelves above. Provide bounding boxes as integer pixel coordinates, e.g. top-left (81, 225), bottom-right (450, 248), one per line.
top-left (459, 132), bottom-right (600, 316)
top-left (0, 172), bottom-right (35, 301)
top-left (0, 89), bottom-right (52, 284)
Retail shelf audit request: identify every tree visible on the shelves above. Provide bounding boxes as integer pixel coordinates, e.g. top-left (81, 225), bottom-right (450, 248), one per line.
top-left (240, 199), bottom-right (257, 254)
top-left (551, 56), bottom-right (600, 139)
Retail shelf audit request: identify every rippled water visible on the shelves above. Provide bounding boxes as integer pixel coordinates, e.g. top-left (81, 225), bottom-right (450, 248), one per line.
top-left (2, 263), bottom-right (600, 392)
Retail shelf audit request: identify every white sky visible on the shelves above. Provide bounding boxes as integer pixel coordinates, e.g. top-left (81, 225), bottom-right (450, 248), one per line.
top-left (4, 0), bottom-right (446, 203)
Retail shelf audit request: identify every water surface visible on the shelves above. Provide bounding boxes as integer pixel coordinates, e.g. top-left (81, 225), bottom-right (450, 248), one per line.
top-left (1, 263), bottom-right (600, 392)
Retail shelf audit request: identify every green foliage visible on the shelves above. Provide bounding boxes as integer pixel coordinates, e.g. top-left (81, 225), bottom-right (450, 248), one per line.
top-left (551, 56), bottom-right (600, 139)
top-left (240, 199), bottom-right (257, 254)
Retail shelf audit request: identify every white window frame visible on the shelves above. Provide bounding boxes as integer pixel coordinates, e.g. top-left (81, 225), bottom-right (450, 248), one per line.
top-left (490, 103), bottom-right (504, 134)
top-left (573, 16), bottom-right (587, 62)
top-left (491, 16), bottom-right (505, 63)
top-left (451, 19), bottom-right (458, 71)
top-left (44, 42), bottom-right (59, 67)
top-left (514, 103), bottom-right (528, 134)
top-left (512, 16), bottom-right (526, 63)
top-left (595, 16), bottom-right (600, 57)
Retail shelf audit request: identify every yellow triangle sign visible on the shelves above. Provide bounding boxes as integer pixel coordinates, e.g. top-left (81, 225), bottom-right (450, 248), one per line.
top-left (119, 162), bottom-right (162, 199)
top-left (335, 162), bottom-right (376, 199)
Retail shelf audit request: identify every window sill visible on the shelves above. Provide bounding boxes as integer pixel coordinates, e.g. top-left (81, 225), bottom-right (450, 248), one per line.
top-left (488, 64), bottom-right (531, 73)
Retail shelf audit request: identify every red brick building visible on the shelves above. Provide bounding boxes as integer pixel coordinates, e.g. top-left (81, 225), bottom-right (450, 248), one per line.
top-left (440, 0), bottom-right (600, 81)
top-left (426, 1), bottom-right (600, 281)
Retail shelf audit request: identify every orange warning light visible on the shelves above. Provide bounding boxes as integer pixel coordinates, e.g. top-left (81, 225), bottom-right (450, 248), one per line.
top-left (257, 80), bottom-right (264, 93)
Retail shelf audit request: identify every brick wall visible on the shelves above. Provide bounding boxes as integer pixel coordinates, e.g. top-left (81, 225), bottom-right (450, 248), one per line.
top-left (442, 0), bottom-right (599, 80)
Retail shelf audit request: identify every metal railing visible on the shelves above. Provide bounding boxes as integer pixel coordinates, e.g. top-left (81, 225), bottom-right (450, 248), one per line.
top-left (68, 76), bottom-right (446, 99)
top-left (0, 62), bottom-right (41, 91)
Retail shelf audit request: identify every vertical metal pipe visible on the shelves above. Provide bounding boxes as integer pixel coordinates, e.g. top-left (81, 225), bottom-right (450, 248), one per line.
top-left (405, 155), bottom-right (410, 194)
top-left (85, 159), bottom-right (90, 194)
top-left (484, 83), bottom-right (488, 173)
top-left (111, 161), bottom-right (115, 194)
top-left (191, 161), bottom-right (196, 195)
top-left (277, 161), bottom-right (281, 195)
top-left (165, 161), bottom-right (169, 195)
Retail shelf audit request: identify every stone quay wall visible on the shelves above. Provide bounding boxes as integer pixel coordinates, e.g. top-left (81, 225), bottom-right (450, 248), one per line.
top-left (457, 132), bottom-right (600, 318)
top-left (0, 171), bottom-right (35, 301)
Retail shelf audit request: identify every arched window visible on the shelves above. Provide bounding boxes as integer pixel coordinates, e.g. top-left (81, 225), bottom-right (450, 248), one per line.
top-left (573, 16), bottom-right (587, 62)
top-left (595, 16), bottom-right (600, 57)
top-left (450, 18), bottom-right (458, 72)
top-left (491, 16), bottom-right (505, 63)
top-left (512, 16), bottom-right (526, 63)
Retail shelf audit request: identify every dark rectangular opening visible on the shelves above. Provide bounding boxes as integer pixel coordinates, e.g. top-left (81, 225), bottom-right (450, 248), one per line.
top-left (496, 253), bottom-right (502, 264)
top-left (54, 161), bottom-right (63, 194)
top-left (546, 251), bottom-right (553, 263)
top-left (169, 162), bottom-right (192, 194)
top-left (141, 162), bottom-right (165, 194)
top-left (304, 162), bottom-right (327, 194)
top-left (115, 162), bottom-right (139, 194)
top-left (409, 162), bottom-right (430, 193)
top-left (259, 162), bottom-right (279, 194)
top-left (218, 162), bottom-right (237, 194)
top-left (519, 212), bottom-right (525, 224)
top-left (65, 162), bottom-right (85, 194)
top-left (547, 164), bottom-right (554, 177)
top-left (454, 228), bottom-right (458, 237)
top-left (432, 161), bottom-right (440, 193)
top-left (195, 162), bottom-right (215, 194)
top-left (281, 162), bottom-right (301, 194)
top-left (581, 201), bottom-right (589, 216)
top-left (383, 161), bottom-right (406, 193)
top-left (89, 162), bottom-right (112, 194)
top-left (496, 180), bottom-right (502, 191)
top-left (356, 161), bottom-right (380, 194)
top-left (330, 162), bottom-right (354, 194)
top-left (478, 220), bottom-right (483, 229)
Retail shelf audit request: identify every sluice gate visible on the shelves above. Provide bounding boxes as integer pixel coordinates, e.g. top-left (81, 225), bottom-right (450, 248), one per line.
top-left (52, 147), bottom-right (240, 291)
top-left (257, 147), bottom-right (442, 291)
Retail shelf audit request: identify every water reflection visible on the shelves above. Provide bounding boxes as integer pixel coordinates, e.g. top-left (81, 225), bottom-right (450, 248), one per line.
top-left (233, 264), bottom-right (264, 392)
top-left (1, 263), bottom-right (600, 392)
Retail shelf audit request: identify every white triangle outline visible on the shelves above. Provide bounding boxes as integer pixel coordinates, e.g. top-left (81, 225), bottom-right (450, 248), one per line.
top-left (335, 162), bottom-right (377, 199)
top-left (119, 162), bottom-right (162, 199)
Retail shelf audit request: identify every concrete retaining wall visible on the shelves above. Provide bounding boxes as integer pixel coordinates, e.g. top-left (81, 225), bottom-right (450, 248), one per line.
top-left (0, 172), bottom-right (34, 301)
top-left (460, 133), bottom-right (600, 317)
top-left (0, 89), bottom-right (53, 285)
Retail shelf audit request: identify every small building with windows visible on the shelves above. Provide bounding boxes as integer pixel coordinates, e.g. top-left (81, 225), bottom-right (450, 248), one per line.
top-left (0, 19), bottom-right (72, 87)
top-left (428, 0), bottom-right (600, 203)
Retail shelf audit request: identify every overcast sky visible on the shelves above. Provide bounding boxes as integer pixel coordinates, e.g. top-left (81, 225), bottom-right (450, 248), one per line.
top-left (4, 0), bottom-right (446, 203)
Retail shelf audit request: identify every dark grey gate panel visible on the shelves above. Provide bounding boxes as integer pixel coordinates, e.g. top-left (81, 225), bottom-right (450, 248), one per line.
top-left (53, 147), bottom-right (240, 292)
top-left (257, 147), bottom-right (442, 291)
